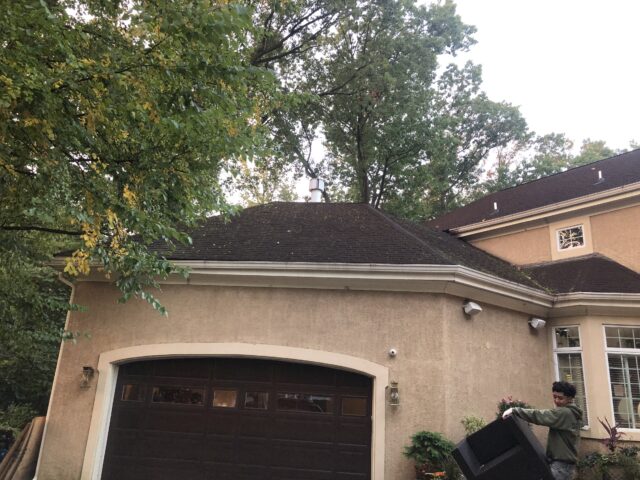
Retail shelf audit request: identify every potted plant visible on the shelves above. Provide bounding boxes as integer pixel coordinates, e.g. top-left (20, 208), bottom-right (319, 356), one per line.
top-left (404, 431), bottom-right (461, 479)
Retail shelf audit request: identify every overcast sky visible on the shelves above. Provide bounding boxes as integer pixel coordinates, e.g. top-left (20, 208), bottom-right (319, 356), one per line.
top-left (448, 0), bottom-right (639, 150)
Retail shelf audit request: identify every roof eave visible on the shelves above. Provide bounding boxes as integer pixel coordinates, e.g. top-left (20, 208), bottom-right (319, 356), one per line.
top-left (450, 181), bottom-right (640, 238)
top-left (550, 292), bottom-right (640, 317)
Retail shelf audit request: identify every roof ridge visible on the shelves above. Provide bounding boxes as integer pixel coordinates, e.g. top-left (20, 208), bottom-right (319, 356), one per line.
top-left (479, 147), bottom-right (640, 197)
top-left (367, 206), bottom-right (479, 266)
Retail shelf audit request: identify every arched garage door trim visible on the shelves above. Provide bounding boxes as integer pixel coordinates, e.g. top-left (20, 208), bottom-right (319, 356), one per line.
top-left (80, 343), bottom-right (389, 480)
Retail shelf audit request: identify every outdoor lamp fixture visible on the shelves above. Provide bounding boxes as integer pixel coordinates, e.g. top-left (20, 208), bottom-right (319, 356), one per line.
top-left (462, 300), bottom-right (482, 317)
top-left (80, 366), bottom-right (95, 389)
top-left (529, 318), bottom-right (547, 330)
top-left (389, 381), bottom-right (400, 406)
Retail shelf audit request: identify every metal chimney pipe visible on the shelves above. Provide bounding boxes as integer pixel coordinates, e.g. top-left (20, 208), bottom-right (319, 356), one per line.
top-left (309, 178), bottom-right (325, 202)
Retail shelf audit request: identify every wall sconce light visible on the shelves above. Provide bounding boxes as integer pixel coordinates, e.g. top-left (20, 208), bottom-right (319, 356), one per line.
top-left (80, 366), bottom-right (95, 389)
top-left (529, 318), bottom-right (547, 330)
top-left (463, 300), bottom-right (482, 317)
top-left (389, 381), bottom-right (400, 406)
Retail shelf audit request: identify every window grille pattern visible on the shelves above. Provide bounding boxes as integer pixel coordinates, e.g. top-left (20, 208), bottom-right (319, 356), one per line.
top-left (606, 326), bottom-right (640, 349)
top-left (606, 326), bottom-right (640, 428)
top-left (557, 225), bottom-right (585, 250)
top-left (554, 326), bottom-right (588, 427)
top-left (557, 353), bottom-right (589, 423)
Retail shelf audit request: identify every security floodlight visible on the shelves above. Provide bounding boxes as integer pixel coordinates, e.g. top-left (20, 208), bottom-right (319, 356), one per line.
top-left (529, 318), bottom-right (547, 329)
top-left (463, 301), bottom-right (482, 316)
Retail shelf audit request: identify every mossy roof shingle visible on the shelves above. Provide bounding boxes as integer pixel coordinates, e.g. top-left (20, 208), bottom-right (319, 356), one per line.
top-left (150, 202), bottom-right (541, 288)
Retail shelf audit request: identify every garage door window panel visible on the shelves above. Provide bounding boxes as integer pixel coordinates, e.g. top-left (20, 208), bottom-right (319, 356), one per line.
top-left (212, 389), bottom-right (238, 408)
top-left (244, 391), bottom-right (269, 410)
top-left (152, 386), bottom-right (205, 405)
top-left (277, 392), bottom-right (334, 414)
top-left (342, 396), bottom-right (368, 416)
top-left (121, 384), bottom-right (145, 402)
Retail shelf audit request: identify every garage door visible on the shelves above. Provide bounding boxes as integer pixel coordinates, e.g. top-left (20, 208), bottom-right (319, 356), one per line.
top-left (102, 358), bottom-right (372, 480)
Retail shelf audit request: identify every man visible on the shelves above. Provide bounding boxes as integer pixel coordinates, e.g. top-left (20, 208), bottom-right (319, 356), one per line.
top-left (503, 381), bottom-right (583, 480)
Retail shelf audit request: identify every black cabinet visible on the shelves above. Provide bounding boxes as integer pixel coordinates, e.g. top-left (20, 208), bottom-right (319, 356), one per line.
top-left (452, 416), bottom-right (554, 480)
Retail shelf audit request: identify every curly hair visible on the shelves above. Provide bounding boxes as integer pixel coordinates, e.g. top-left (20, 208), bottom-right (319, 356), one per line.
top-left (552, 381), bottom-right (577, 398)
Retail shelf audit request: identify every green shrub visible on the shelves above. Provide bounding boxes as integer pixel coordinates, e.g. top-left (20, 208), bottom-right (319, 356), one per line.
top-left (404, 431), bottom-right (459, 478)
top-left (460, 415), bottom-right (486, 436)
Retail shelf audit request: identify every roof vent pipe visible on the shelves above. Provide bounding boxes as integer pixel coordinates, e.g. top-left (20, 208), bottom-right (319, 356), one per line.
top-left (493, 201), bottom-right (498, 212)
top-left (309, 178), bottom-right (325, 203)
top-left (596, 169), bottom-right (604, 184)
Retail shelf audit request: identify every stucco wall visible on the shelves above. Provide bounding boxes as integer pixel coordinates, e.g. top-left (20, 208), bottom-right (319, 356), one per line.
top-left (468, 203), bottom-right (640, 270)
top-left (37, 282), bottom-right (551, 479)
top-left (591, 204), bottom-right (640, 272)
top-left (470, 226), bottom-right (551, 266)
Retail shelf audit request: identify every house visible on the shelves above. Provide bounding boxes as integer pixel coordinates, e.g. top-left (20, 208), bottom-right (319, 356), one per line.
top-left (35, 150), bottom-right (640, 479)
top-left (428, 148), bottom-right (640, 432)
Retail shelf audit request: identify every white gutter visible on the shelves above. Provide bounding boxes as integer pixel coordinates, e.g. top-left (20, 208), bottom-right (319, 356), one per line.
top-left (450, 181), bottom-right (640, 237)
top-left (51, 259), bottom-right (640, 316)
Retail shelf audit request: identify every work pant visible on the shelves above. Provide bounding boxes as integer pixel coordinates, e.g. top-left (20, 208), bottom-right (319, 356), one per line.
top-left (549, 460), bottom-right (575, 480)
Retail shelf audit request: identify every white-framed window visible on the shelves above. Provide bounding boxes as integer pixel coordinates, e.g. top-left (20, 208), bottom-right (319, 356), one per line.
top-left (556, 225), bottom-right (585, 251)
top-left (553, 326), bottom-right (589, 427)
top-left (605, 325), bottom-right (640, 429)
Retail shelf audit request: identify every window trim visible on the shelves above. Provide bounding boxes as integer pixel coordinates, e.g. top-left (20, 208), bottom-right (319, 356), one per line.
top-left (553, 325), bottom-right (589, 428)
top-left (555, 224), bottom-right (585, 252)
top-left (604, 325), bottom-right (640, 431)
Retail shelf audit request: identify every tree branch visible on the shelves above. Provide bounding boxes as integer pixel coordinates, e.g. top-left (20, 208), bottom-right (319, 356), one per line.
top-left (1, 225), bottom-right (82, 236)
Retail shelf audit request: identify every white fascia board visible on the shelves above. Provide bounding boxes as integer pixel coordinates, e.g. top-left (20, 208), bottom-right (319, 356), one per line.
top-left (166, 261), bottom-right (555, 314)
top-left (451, 182), bottom-right (640, 238)
top-left (550, 292), bottom-right (640, 317)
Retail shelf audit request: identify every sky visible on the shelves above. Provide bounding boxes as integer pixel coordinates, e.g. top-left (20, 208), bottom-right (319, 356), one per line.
top-left (448, 0), bottom-right (639, 150)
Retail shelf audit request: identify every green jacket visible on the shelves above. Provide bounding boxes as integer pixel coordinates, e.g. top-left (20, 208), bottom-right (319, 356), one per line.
top-left (512, 404), bottom-right (583, 464)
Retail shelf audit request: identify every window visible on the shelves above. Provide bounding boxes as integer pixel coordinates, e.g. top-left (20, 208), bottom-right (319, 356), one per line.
top-left (151, 386), bottom-right (205, 405)
top-left (553, 327), bottom-right (589, 426)
top-left (121, 384), bottom-right (145, 402)
top-left (556, 225), bottom-right (585, 251)
top-left (342, 397), bottom-right (367, 416)
top-left (212, 389), bottom-right (238, 408)
top-left (605, 326), bottom-right (640, 428)
top-left (244, 392), bottom-right (269, 410)
top-left (277, 393), bottom-right (334, 414)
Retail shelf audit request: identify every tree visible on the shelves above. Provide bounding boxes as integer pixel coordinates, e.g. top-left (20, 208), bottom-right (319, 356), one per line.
top-left (231, 0), bottom-right (528, 221)
top-left (1, 0), bottom-right (275, 311)
top-left (0, 0), bottom-right (276, 439)
top-left (381, 61), bottom-right (528, 220)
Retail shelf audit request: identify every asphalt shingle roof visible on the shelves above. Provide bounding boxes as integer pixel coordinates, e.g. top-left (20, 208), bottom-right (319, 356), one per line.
top-left (150, 202), bottom-right (541, 288)
top-left (525, 254), bottom-right (640, 294)
top-left (428, 149), bottom-right (640, 231)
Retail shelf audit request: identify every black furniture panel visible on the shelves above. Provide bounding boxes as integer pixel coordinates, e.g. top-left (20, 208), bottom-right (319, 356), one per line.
top-left (452, 416), bottom-right (554, 480)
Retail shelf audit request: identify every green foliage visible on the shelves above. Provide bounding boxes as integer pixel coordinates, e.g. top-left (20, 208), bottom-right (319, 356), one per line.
top-left (460, 415), bottom-right (486, 436)
top-left (404, 430), bottom-right (456, 473)
top-left (1, 0), bottom-right (276, 311)
top-left (0, 405), bottom-right (38, 438)
top-left (496, 396), bottom-right (532, 419)
top-left (577, 448), bottom-right (640, 480)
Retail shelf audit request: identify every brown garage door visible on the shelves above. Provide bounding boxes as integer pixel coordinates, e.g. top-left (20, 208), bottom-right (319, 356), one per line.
top-left (102, 358), bottom-right (372, 480)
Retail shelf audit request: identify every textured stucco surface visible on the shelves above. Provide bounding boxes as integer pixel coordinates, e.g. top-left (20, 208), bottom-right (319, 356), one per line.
top-left (37, 282), bottom-right (552, 479)
top-left (471, 226), bottom-right (551, 266)
top-left (591, 204), bottom-right (640, 273)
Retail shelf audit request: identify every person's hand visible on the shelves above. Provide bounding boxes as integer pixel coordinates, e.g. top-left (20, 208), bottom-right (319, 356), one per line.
top-left (502, 408), bottom-right (513, 419)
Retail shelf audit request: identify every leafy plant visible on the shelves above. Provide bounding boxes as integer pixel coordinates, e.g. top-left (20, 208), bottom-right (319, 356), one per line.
top-left (599, 417), bottom-right (625, 453)
top-left (404, 431), bottom-right (457, 478)
top-left (496, 396), bottom-right (533, 419)
top-left (461, 415), bottom-right (486, 436)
